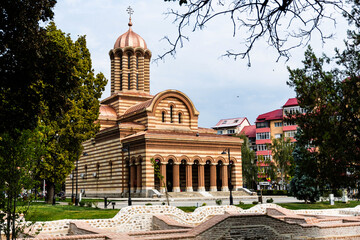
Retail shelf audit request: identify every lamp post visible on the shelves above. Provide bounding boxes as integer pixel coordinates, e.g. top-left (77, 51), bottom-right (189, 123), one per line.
top-left (71, 170), bottom-right (74, 203)
top-left (122, 145), bottom-right (132, 206)
top-left (221, 148), bottom-right (233, 205)
top-left (76, 152), bottom-right (87, 206)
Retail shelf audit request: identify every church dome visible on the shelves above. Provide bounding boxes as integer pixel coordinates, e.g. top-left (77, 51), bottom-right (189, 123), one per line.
top-left (114, 21), bottom-right (147, 49)
top-left (99, 104), bottom-right (117, 120)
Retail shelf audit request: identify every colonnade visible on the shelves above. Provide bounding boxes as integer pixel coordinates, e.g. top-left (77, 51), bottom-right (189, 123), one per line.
top-left (158, 160), bottom-right (233, 193)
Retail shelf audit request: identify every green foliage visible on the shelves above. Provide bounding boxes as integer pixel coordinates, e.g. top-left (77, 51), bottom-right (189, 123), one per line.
top-left (270, 136), bottom-right (295, 189)
top-left (266, 198), bottom-right (274, 203)
top-left (201, 203), bottom-right (207, 206)
top-left (239, 134), bottom-right (257, 189)
top-left (79, 202), bottom-right (85, 207)
top-left (215, 199), bottom-right (222, 205)
top-left (252, 201), bottom-right (259, 205)
top-left (238, 201), bottom-right (244, 205)
top-left (85, 202), bottom-right (93, 208)
top-left (145, 203), bottom-right (152, 206)
top-left (257, 190), bottom-right (289, 196)
top-left (151, 158), bottom-right (170, 205)
top-left (34, 22), bottom-right (107, 202)
top-left (290, 129), bottom-right (320, 203)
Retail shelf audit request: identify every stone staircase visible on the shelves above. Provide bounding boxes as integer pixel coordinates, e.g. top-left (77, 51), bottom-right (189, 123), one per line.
top-left (167, 192), bottom-right (204, 198)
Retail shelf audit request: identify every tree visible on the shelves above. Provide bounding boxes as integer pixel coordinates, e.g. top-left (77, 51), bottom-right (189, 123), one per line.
top-left (35, 23), bottom-right (107, 204)
top-left (270, 136), bottom-right (295, 190)
top-left (287, 0), bottom-right (360, 189)
top-left (290, 129), bottom-right (320, 203)
top-left (239, 134), bottom-right (257, 190)
top-left (151, 158), bottom-right (170, 205)
top-left (161, 0), bottom-right (352, 65)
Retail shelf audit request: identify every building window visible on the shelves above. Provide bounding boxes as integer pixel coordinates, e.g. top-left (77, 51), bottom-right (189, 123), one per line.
top-left (128, 73), bottom-right (131, 90)
top-left (120, 74), bottom-right (123, 90)
top-left (109, 161), bottom-right (113, 178)
top-left (228, 129), bottom-right (235, 134)
top-left (96, 163), bottom-right (100, 178)
top-left (217, 130), bottom-right (223, 135)
top-left (120, 56), bottom-right (123, 70)
top-left (256, 132), bottom-right (270, 140)
top-left (84, 165), bottom-right (87, 180)
top-left (257, 144), bottom-right (268, 151)
top-left (127, 53), bottom-right (131, 69)
top-left (170, 106), bottom-right (173, 123)
top-left (162, 111), bottom-right (165, 122)
top-left (178, 113), bottom-right (182, 123)
top-left (136, 74), bottom-right (139, 90)
top-left (136, 55), bottom-right (139, 69)
top-left (274, 122), bottom-right (283, 127)
top-left (222, 120), bottom-right (227, 124)
top-left (284, 130), bottom-right (296, 138)
top-left (256, 122), bottom-right (269, 128)
top-left (234, 120), bottom-right (238, 123)
top-left (284, 120), bottom-right (296, 126)
top-left (275, 133), bottom-right (282, 139)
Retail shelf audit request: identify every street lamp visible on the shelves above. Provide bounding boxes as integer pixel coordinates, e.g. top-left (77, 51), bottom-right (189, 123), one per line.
top-left (122, 145), bottom-right (132, 206)
top-left (76, 152), bottom-right (88, 206)
top-left (221, 148), bottom-right (233, 205)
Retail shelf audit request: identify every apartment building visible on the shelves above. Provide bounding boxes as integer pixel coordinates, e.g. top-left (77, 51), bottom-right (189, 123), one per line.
top-left (213, 117), bottom-right (251, 136)
top-left (255, 98), bottom-right (302, 180)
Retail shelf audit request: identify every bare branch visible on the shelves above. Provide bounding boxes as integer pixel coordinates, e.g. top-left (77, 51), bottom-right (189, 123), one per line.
top-left (155, 0), bottom-right (353, 65)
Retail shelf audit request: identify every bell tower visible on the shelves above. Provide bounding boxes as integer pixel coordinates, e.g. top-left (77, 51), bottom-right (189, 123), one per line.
top-left (109, 6), bottom-right (151, 95)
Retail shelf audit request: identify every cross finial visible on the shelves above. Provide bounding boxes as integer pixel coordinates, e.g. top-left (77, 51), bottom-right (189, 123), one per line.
top-left (127, 6), bottom-right (134, 27)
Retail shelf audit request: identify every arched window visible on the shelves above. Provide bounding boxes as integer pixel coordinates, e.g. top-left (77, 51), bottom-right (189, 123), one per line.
top-left (178, 113), bottom-right (182, 123)
top-left (120, 74), bottom-right (123, 90)
top-left (120, 54), bottom-right (123, 70)
top-left (136, 74), bottom-right (139, 90)
top-left (162, 111), bottom-right (165, 122)
top-left (170, 106), bottom-right (173, 123)
top-left (136, 55), bottom-right (139, 69)
top-left (128, 73), bottom-right (131, 90)
top-left (127, 53), bottom-right (132, 69)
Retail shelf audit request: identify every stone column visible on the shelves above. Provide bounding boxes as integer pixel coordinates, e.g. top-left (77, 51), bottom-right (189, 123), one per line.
top-left (221, 164), bottom-right (229, 191)
top-left (136, 162), bottom-right (142, 193)
top-left (210, 163), bottom-right (217, 192)
top-left (186, 163), bottom-right (193, 192)
top-left (130, 164), bottom-right (136, 193)
top-left (198, 163), bottom-right (205, 192)
top-left (173, 163), bottom-right (180, 192)
top-left (160, 163), bottom-right (167, 193)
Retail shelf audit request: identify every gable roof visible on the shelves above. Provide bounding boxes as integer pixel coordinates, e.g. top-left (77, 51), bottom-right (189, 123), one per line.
top-left (256, 109), bottom-right (283, 122)
top-left (213, 117), bottom-right (247, 128)
top-left (241, 125), bottom-right (256, 138)
top-left (283, 98), bottom-right (298, 107)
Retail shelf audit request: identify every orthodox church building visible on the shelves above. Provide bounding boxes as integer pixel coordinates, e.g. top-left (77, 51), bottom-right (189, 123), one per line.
top-left (65, 17), bottom-right (243, 197)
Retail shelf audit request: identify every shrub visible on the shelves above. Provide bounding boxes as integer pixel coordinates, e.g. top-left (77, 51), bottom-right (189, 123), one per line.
top-left (161, 202), bottom-right (166, 205)
top-left (252, 201), bottom-right (258, 204)
top-left (79, 201), bottom-right (85, 207)
top-left (238, 201), bottom-right (244, 205)
top-left (93, 201), bottom-right (99, 209)
top-left (201, 203), bottom-right (207, 206)
top-left (85, 202), bottom-right (92, 208)
top-left (266, 198), bottom-right (274, 203)
top-left (68, 201), bottom-right (74, 206)
top-left (215, 199), bottom-right (222, 205)
top-left (257, 190), bottom-right (288, 196)
top-left (145, 203), bottom-right (152, 206)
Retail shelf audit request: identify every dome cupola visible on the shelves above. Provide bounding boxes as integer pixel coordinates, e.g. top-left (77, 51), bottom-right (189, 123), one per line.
top-left (109, 7), bottom-right (152, 95)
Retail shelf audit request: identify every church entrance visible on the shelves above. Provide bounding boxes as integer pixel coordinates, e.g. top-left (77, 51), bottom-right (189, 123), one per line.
top-left (192, 161), bottom-right (199, 191)
top-left (205, 161), bottom-right (211, 191)
top-left (166, 160), bottom-right (174, 192)
top-left (216, 161), bottom-right (223, 191)
top-left (179, 160), bottom-right (186, 192)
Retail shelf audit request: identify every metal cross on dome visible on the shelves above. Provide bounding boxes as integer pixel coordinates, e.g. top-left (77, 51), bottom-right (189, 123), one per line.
top-left (126, 6), bottom-right (134, 20)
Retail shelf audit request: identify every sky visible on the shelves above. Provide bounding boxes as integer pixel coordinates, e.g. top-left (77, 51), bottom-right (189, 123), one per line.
top-left (52, 0), bottom-right (349, 128)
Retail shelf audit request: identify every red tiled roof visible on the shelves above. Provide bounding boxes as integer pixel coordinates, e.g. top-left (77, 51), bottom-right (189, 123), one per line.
top-left (123, 98), bottom-right (153, 115)
top-left (213, 117), bottom-right (247, 128)
top-left (241, 125), bottom-right (256, 138)
top-left (99, 105), bottom-right (117, 120)
top-left (256, 109), bottom-right (283, 122)
top-left (283, 98), bottom-right (298, 107)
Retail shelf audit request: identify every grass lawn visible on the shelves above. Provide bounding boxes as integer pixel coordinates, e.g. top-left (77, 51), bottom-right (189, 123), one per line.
top-left (278, 201), bottom-right (360, 210)
top-left (26, 204), bottom-right (118, 221)
top-left (23, 201), bottom-right (360, 221)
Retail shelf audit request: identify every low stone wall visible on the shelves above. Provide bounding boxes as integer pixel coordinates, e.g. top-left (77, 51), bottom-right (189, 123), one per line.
top-left (22, 203), bottom-right (360, 237)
